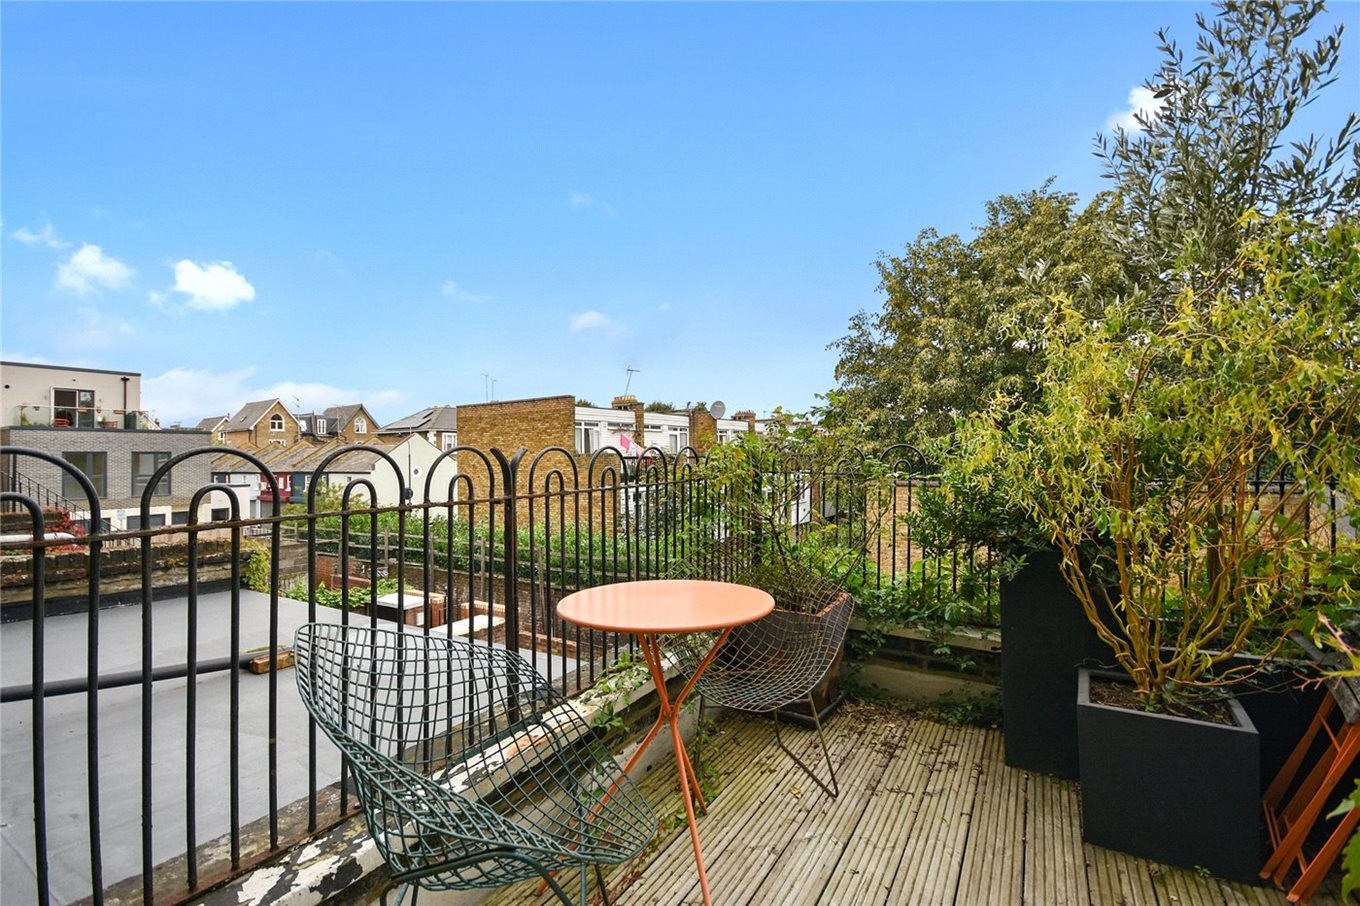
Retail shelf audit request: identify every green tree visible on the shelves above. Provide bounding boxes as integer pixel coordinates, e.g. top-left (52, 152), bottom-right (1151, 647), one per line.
top-left (830, 185), bottom-right (1126, 448)
top-left (1098, 0), bottom-right (1358, 308)
top-left (964, 217), bottom-right (1360, 713)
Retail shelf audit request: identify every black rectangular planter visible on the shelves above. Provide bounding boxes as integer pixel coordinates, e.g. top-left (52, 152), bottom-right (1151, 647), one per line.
top-left (1077, 668), bottom-right (1261, 883)
top-left (1000, 547), bottom-right (1111, 778)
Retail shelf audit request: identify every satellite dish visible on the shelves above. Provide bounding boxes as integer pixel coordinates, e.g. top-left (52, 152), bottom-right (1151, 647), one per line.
top-left (710, 400), bottom-right (726, 419)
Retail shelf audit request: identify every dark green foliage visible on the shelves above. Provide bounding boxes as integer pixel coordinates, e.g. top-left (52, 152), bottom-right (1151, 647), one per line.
top-left (830, 185), bottom-right (1127, 448)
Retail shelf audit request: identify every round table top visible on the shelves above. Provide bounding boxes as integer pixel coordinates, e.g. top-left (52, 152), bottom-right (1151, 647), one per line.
top-left (557, 579), bottom-right (775, 634)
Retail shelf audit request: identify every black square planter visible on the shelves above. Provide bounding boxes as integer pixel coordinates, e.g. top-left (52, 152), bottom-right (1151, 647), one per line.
top-left (1001, 547), bottom-right (1111, 778)
top-left (1077, 668), bottom-right (1261, 883)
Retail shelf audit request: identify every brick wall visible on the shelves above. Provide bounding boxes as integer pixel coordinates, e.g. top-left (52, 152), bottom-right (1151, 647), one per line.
top-left (456, 396), bottom-right (576, 521)
top-left (1, 426), bottom-right (214, 520)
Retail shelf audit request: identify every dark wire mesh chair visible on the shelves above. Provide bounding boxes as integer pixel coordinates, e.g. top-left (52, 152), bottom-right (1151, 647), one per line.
top-left (664, 557), bottom-right (854, 797)
top-left (294, 623), bottom-right (656, 906)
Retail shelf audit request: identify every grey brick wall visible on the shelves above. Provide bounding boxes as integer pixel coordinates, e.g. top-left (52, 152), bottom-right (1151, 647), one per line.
top-left (1, 427), bottom-right (214, 514)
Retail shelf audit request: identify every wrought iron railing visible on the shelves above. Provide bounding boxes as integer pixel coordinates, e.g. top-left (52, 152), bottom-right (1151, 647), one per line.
top-left (0, 441), bottom-right (948, 905)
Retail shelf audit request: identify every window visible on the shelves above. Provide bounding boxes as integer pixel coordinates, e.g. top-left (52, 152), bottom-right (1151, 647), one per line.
top-left (315, 418), bottom-right (327, 435)
top-left (126, 513), bottom-right (167, 531)
top-left (575, 422), bottom-right (599, 455)
top-left (354, 416), bottom-right (368, 434)
top-left (171, 511), bottom-right (191, 525)
top-left (53, 388), bottom-right (96, 428)
top-left (269, 413), bottom-right (284, 432)
top-left (442, 434), bottom-right (456, 451)
top-left (62, 452), bottom-right (107, 497)
top-left (298, 418), bottom-right (309, 433)
top-left (211, 507), bottom-right (231, 521)
top-left (132, 452), bottom-right (171, 497)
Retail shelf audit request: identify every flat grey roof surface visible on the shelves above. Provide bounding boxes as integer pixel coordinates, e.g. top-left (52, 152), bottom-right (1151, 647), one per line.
top-left (1, 590), bottom-right (577, 905)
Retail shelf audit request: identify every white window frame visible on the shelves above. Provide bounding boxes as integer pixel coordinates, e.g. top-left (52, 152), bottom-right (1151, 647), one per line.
top-left (575, 422), bottom-right (600, 455)
top-left (269, 413), bottom-right (285, 432)
top-left (355, 416), bottom-right (368, 434)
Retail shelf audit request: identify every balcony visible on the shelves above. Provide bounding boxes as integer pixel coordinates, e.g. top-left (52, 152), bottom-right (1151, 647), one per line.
top-left (10, 404), bottom-right (156, 430)
top-left (0, 439), bottom-right (1349, 905)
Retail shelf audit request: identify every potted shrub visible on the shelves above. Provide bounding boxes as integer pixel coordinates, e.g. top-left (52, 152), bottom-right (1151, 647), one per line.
top-left (964, 217), bottom-right (1360, 881)
top-left (680, 421), bottom-right (897, 720)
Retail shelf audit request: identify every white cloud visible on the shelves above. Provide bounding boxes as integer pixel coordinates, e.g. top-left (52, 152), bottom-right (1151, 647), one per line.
top-left (11, 222), bottom-right (71, 250)
top-left (569, 191), bottom-right (615, 215)
top-left (141, 367), bottom-right (404, 426)
top-left (440, 280), bottom-right (490, 304)
top-left (1106, 85), bottom-right (1167, 134)
top-left (569, 310), bottom-right (624, 334)
top-left (55, 243), bottom-right (135, 294)
top-left (172, 259), bottom-right (256, 311)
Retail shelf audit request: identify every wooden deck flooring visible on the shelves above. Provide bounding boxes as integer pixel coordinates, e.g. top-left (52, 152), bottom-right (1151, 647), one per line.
top-left (486, 702), bottom-right (1346, 905)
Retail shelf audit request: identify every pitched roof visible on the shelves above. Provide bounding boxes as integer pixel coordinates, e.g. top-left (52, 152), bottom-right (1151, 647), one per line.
top-left (381, 405), bottom-right (457, 434)
top-left (290, 438), bottom-right (398, 472)
top-left (194, 415), bottom-right (229, 431)
top-left (322, 404), bottom-right (368, 431)
top-left (222, 399), bottom-right (286, 433)
top-left (210, 437), bottom-right (396, 474)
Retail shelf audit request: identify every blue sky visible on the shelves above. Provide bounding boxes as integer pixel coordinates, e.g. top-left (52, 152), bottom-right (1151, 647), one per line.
top-left (3, 2), bottom-right (1357, 427)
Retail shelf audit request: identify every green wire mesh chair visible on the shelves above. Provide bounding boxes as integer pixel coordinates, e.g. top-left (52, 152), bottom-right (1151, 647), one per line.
top-left (664, 556), bottom-right (854, 798)
top-left (294, 623), bottom-right (656, 906)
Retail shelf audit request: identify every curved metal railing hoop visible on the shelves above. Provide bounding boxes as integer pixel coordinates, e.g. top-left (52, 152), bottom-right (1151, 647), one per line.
top-left (673, 448), bottom-right (701, 479)
top-left (3, 447), bottom-right (105, 530)
top-left (305, 444), bottom-right (408, 510)
top-left (635, 446), bottom-right (671, 484)
top-left (585, 446), bottom-right (629, 486)
top-left (143, 447), bottom-right (282, 523)
top-left (526, 446), bottom-right (580, 492)
top-left (421, 446), bottom-right (499, 506)
top-left (186, 484), bottom-right (241, 526)
top-left (881, 443), bottom-right (930, 478)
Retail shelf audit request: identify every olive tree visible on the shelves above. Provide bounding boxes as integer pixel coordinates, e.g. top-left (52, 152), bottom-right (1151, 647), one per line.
top-left (1098, 0), bottom-right (1358, 309)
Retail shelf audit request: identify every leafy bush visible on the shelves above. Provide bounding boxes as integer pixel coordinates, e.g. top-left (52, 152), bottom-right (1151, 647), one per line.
top-left (282, 576), bottom-right (399, 609)
top-left (242, 539), bottom-right (271, 593)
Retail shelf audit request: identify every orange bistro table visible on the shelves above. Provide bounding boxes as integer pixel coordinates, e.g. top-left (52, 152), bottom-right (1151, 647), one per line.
top-left (557, 579), bottom-right (775, 905)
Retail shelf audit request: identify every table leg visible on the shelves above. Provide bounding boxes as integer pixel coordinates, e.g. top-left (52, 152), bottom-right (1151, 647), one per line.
top-left (601, 631), bottom-right (734, 906)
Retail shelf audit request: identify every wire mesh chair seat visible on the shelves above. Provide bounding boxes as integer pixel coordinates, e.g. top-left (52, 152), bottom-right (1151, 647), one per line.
top-left (664, 558), bottom-right (855, 797)
top-left (295, 622), bottom-right (656, 905)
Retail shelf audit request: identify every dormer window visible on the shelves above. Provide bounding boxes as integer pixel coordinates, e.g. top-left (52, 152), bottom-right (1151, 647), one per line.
top-left (298, 419), bottom-right (309, 433)
top-left (269, 414), bottom-right (284, 432)
top-left (355, 416), bottom-right (368, 435)
top-left (316, 418), bottom-right (328, 435)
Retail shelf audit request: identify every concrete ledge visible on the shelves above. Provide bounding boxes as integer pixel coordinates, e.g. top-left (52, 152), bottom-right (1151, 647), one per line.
top-left (849, 618), bottom-right (1000, 653)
